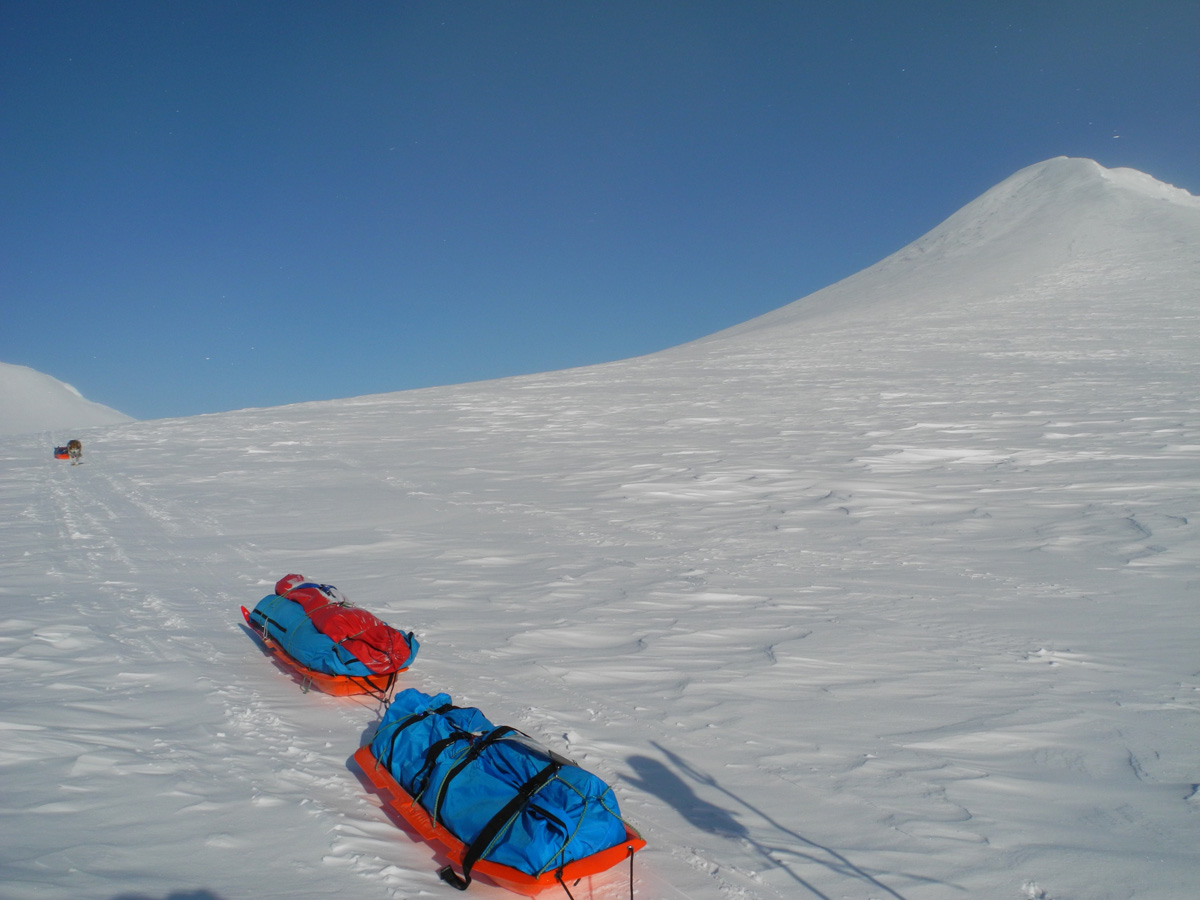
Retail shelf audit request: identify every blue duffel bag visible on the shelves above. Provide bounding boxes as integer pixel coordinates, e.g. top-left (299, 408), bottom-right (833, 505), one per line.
top-left (369, 688), bottom-right (628, 887)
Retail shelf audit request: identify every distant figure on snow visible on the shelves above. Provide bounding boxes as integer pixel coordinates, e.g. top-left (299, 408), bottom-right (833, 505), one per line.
top-left (67, 439), bottom-right (82, 465)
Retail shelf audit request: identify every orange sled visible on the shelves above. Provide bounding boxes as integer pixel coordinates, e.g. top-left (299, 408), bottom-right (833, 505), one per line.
top-left (240, 606), bottom-right (402, 697)
top-left (352, 743), bottom-right (646, 896)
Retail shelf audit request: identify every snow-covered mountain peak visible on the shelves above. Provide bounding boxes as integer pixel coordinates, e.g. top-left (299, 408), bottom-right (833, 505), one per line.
top-left (920, 156), bottom-right (1198, 242)
top-left (1095, 160), bottom-right (1200, 207)
top-left (702, 157), bottom-right (1200, 341)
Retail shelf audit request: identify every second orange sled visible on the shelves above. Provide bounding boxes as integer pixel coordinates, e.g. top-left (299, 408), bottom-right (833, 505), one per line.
top-left (241, 605), bottom-right (405, 697)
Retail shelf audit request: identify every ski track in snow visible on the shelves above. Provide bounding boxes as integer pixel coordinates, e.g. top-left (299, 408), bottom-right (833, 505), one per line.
top-left (1, 160), bottom-right (1199, 900)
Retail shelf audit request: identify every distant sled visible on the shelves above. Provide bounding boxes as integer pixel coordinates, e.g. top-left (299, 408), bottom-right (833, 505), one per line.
top-left (353, 689), bottom-right (645, 896)
top-left (241, 574), bottom-right (419, 698)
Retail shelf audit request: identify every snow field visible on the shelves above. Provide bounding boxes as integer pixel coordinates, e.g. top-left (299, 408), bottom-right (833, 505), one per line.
top-left (1, 158), bottom-right (1198, 899)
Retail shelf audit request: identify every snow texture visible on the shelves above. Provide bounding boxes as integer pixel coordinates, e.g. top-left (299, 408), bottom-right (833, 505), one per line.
top-left (0, 158), bottom-right (1197, 900)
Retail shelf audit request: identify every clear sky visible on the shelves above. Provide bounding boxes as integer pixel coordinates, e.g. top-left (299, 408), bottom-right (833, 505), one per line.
top-left (3, 1), bottom-right (1196, 420)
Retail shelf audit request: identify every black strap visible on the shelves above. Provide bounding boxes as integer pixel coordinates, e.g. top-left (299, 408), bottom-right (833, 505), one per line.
top-left (249, 609), bottom-right (287, 633)
top-left (374, 704), bottom-right (456, 769)
top-left (350, 669), bottom-right (397, 702)
top-left (410, 730), bottom-right (475, 799)
top-left (431, 726), bottom-right (519, 826)
top-left (438, 760), bottom-right (562, 891)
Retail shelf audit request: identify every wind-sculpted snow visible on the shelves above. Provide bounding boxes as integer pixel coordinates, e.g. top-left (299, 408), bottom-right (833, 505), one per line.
top-left (0, 159), bottom-right (1197, 900)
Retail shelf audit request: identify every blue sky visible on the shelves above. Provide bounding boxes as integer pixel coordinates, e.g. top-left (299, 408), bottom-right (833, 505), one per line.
top-left (3, 1), bottom-right (1196, 420)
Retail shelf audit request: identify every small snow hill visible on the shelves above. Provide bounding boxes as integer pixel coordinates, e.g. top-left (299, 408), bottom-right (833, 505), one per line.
top-left (0, 361), bottom-right (134, 436)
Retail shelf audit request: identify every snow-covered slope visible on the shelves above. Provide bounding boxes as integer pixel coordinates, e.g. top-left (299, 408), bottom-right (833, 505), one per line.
top-left (0, 158), bottom-right (1197, 900)
top-left (702, 156), bottom-right (1200, 336)
top-left (0, 361), bottom-right (133, 436)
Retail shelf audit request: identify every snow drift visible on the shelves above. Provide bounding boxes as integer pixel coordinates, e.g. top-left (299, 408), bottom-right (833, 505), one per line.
top-left (0, 158), bottom-right (1197, 900)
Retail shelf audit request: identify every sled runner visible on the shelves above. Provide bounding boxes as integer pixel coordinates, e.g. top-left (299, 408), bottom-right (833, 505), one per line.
top-left (241, 574), bottom-right (419, 698)
top-left (353, 689), bottom-right (645, 896)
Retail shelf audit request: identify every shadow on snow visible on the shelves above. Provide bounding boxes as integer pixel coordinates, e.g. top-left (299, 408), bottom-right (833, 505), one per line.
top-left (624, 740), bottom-right (935, 900)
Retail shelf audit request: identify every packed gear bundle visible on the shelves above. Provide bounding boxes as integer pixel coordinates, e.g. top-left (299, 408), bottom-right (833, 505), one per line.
top-left (354, 688), bottom-right (644, 895)
top-left (242, 574), bottom-right (419, 697)
top-left (241, 577), bottom-right (644, 895)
